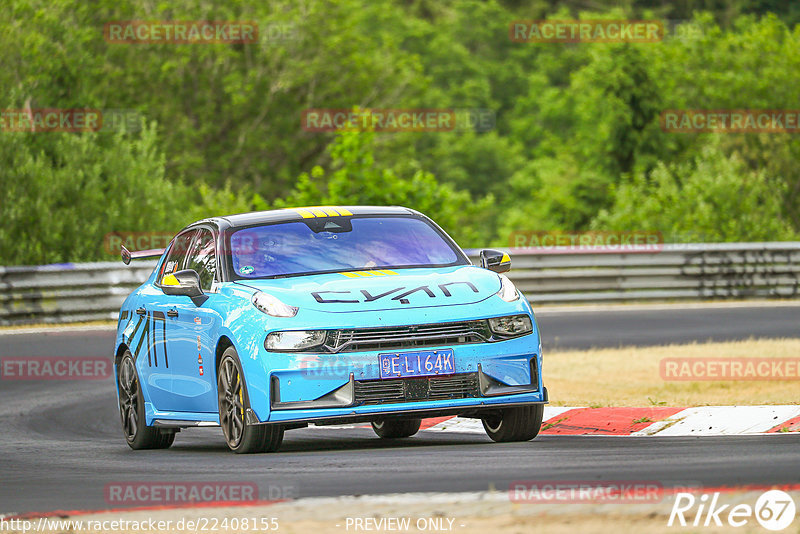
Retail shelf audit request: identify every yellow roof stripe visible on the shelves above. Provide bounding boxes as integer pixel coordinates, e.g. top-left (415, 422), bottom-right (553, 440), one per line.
top-left (339, 269), bottom-right (399, 278)
top-left (293, 208), bottom-right (315, 219)
top-left (291, 206), bottom-right (354, 218)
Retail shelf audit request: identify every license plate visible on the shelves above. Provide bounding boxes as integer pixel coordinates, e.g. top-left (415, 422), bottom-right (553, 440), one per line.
top-left (379, 349), bottom-right (455, 379)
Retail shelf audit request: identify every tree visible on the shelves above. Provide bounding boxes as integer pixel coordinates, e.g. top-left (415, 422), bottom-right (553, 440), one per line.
top-left (277, 129), bottom-right (494, 247)
top-left (592, 142), bottom-right (796, 242)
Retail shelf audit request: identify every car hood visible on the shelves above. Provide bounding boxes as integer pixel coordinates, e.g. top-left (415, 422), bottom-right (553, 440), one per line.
top-left (233, 265), bottom-right (501, 313)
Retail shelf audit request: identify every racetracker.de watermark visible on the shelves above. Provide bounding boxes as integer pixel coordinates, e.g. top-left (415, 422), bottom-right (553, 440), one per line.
top-left (0, 109), bottom-right (101, 132)
top-left (298, 355), bottom-right (378, 381)
top-left (104, 231), bottom-right (261, 256)
top-left (301, 108), bottom-right (495, 132)
top-left (104, 21), bottom-right (258, 44)
top-left (0, 357), bottom-right (111, 380)
top-left (510, 20), bottom-right (664, 43)
top-left (104, 232), bottom-right (175, 256)
top-left (103, 481), bottom-right (291, 506)
top-left (661, 109), bottom-right (800, 133)
top-left (508, 480), bottom-right (705, 503)
top-left (508, 230), bottom-right (663, 252)
top-left (0, 108), bottom-right (144, 133)
top-left (100, 109), bottom-right (144, 133)
top-left (661, 358), bottom-right (800, 381)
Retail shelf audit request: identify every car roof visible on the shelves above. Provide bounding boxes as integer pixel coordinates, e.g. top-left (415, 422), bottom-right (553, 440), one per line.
top-left (190, 205), bottom-right (419, 230)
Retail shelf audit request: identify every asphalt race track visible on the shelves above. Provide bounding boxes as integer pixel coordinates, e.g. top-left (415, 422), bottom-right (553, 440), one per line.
top-left (1, 304), bottom-right (799, 515)
top-left (537, 302), bottom-right (800, 350)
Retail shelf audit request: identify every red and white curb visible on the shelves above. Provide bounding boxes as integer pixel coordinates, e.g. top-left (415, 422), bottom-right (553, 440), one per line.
top-left (419, 406), bottom-right (800, 436)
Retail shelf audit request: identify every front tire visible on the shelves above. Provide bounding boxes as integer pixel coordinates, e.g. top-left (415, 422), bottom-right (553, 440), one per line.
top-left (218, 347), bottom-right (283, 453)
top-left (482, 404), bottom-right (544, 442)
top-left (371, 418), bottom-right (422, 438)
top-left (117, 351), bottom-right (175, 450)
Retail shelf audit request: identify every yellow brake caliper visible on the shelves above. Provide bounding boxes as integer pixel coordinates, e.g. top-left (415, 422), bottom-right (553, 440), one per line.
top-left (238, 375), bottom-right (244, 420)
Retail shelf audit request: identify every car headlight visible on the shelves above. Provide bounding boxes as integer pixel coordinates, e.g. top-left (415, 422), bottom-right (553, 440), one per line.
top-left (496, 273), bottom-right (519, 302)
top-left (488, 315), bottom-right (533, 337)
top-left (265, 330), bottom-right (326, 352)
top-left (251, 291), bottom-right (298, 318)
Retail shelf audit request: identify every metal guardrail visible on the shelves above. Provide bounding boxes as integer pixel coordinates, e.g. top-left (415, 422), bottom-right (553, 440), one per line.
top-left (1, 242), bottom-right (799, 325)
top-left (0, 261), bottom-right (158, 326)
top-left (472, 242), bottom-right (800, 304)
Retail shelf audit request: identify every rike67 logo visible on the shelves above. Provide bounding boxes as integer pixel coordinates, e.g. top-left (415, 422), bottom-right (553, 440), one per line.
top-left (668, 490), bottom-right (796, 530)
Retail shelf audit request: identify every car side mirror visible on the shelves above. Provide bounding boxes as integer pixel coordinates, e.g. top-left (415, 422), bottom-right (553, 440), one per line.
top-left (479, 249), bottom-right (511, 273)
top-left (161, 269), bottom-right (204, 299)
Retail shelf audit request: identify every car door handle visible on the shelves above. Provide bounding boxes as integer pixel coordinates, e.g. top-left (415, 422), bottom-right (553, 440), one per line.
top-left (167, 309), bottom-right (179, 318)
top-left (135, 307), bottom-right (146, 316)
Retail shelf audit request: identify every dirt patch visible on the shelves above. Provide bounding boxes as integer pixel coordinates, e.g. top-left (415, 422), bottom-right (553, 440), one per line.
top-left (546, 338), bottom-right (800, 406)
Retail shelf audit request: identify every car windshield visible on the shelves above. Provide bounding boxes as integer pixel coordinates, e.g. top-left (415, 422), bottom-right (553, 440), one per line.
top-left (228, 216), bottom-right (464, 278)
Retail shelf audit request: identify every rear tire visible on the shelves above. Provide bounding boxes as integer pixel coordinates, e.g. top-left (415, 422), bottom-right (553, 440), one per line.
top-left (117, 351), bottom-right (175, 450)
top-left (218, 347), bottom-right (284, 453)
top-left (482, 404), bottom-right (544, 442)
top-left (371, 418), bottom-right (422, 438)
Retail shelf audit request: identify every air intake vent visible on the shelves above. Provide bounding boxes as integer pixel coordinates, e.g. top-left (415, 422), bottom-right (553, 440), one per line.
top-left (353, 373), bottom-right (480, 405)
top-left (330, 321), bottom-right (490, 353)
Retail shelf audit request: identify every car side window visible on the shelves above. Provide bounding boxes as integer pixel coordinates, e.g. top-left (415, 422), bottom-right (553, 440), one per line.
top-left (186, 228), bottom-right (217, 291)
top-left (159, 230), bottom-right (197, 282)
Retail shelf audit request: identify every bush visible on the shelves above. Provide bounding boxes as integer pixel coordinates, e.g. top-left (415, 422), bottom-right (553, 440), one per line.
top-left (592, 143), bottom-right (797, 242)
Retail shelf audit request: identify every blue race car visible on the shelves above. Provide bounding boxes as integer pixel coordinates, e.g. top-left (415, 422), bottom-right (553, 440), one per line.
top-left (114, 206), bottom-right (547, 453)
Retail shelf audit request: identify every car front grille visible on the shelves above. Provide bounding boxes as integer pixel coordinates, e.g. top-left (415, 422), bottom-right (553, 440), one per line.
top-left (328, 320), bottom-right (490, 353)
top-left (353, 373), bottom-right (480, 405)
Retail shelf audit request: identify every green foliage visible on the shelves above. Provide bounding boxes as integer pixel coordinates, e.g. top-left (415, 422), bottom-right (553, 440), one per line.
top-left (0, 123), bottom-right (261, 265)
top-left (0, 124), bottom-right (176, 263)
top-left (593, 143), bottom-right (795, 242)
top-left (277, 130), bottom-right (494, 247)
top-left (1, 0), bottom-right (799, 265)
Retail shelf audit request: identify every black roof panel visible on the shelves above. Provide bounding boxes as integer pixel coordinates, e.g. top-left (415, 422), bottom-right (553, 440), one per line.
top-left (193, 205), bottom-right (417, 229)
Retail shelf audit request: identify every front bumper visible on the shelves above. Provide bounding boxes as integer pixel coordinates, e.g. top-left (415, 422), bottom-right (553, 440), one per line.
top-left (271, 364), bottom-right (539, 410)
top-left (255, 387), bottom-right (548, 426)
top-left (255, 333), bottom-right (544, 424)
